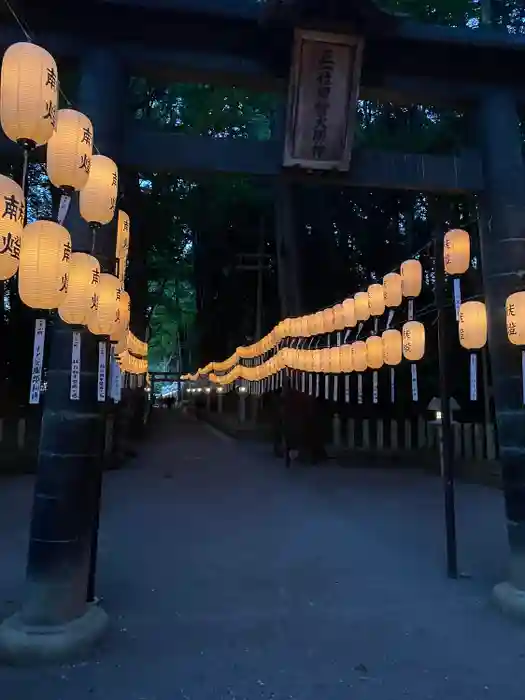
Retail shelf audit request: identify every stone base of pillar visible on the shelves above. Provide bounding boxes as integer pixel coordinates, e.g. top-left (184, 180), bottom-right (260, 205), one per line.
top-left (0, 603), bottom-right (108, 665)
top-left (492, 581), bottom-right (525, 622)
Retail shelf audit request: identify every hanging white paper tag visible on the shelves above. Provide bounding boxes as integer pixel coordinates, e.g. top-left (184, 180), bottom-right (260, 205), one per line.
top-left (57, 194), bottom-right (71, 225)
top-left (408, 299), bottom-right (414, 321)
top-left (324, 375), bottom-right (329, 400)
top-left (470, 353), bottom-right (478, 401)
top-left (345, 375), bottom-right (350, 403)
top-left (390, 367), bottom-right (395, 403)
top-left (110, 349), bottom-right (122, 402)
top-left (372, 371), bottom-right (379, 404)
top-left (337, 332), bottom-right (341, 347)
top-left (356, 322), bottom-right (363, 338)
top-left (301, 372), bottom-right (306, 393)
top-left (373, 318), bottom-right (379, 335)
top-left (357, 374), bottom-right (363, 404)
top-left (114, 362), bottom-right (122, 402)
top-left (308, 373), bottom-right (313, 395)
top-left (343, 329), bottom-right (350, 343)
top-left (410, 363), bottom-right (418, 402)
top-left (386, 310), bottom-right (395, 329)
top-left (453, 278), bottom-right (462, 321)
top-left (29, 318), bottom-right (46, 405)
top-left (97, 341), bottom-right (107, 402)
top-left (333, 375), bottom-right (338, 401)
top-left (70, 331), bottom-right (81, 400)
top-left (315, 374), bottom-right (320, 397)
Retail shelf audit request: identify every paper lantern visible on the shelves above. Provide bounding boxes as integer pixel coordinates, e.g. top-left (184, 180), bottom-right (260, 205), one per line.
top-left (0, 42), bottom-right (58, 148)
top-left (352, 341), bottom-right (367, 372)
top-left (87, 273), bottom-right (121, 336)
top-left (314, 311), bottom-right (324, 335)
top-left (382, 329), bottom-right (402, 366)
top-left (458, 301), bottom-right (487, 350)
top-left (47, 109), bottom-right (93, 192)
top-left (383, 272), bottom-right (402, 308)
top-left (313, 349), bottom-right (323, 373)
top-left (402, 321), bottom-right (425, 361)
top-left (322, 307), bottom-right (335, 333)
top-left (401, 260), bottom-right (422, 298)
top-left (333, 303), bottom-right (345, 331)
top-left (366, 335), bottom-right (384, 370)
top-left (79, 155), bottom-right (118, 226)
top-left (444, 229), bottom-right (470, 276)
top-left (0, 174), bottom-right (24, 280)
top-left (342, 298), bottom-right (356, 328)
top-left (58, 252), bottom-right (100, 325)
top-left (329, 346), bottom-right (342, 373)
top-left (368, 284), bottom-right (385, 317)
top-left (110, 290), bottom-right (131, 342)
top-left (340, 345), bottom-right (353, 373)
top-left (19, 220), bottom-right (70, 309)
top-left (506, 292), bottom-right (525, 346)
top-left (355, 292), bottom-right (370, 322)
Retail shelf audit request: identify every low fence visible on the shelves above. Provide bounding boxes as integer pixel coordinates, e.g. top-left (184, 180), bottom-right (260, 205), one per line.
top-left (330, 415), bottom-right (498, 463)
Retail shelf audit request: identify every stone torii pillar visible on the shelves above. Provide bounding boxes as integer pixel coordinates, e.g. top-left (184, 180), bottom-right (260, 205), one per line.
top-left (477, 88), bottom-right (525, 619)
top-left (0, 48), bottom-right (126, 663)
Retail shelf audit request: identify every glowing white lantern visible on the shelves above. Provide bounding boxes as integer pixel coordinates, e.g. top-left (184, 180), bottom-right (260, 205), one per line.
top-left (47, 109), bottom-right (93, 192)
top-left (402, 321), bottom-right (425, 361)
top-left (355, 292), bottom-right (370, 322)
top-left (58, 252), bottom-right (100, 325)
top-left (401, 260), bottom-right (422, 299)
top-left (79, 155), bottom-right (118, 226)
top-left (458, 301), bottom-right (487, 350)
top-left (368, 284), bottom-right (385, 317)
top-left (383, 272), bottom-right (402, 308)
top-left (87, 273), bottom-right (120, 336)
top-left (0, 174), bottom-right (24, 280)
top-left (382, 329), bottom-right (402, 366)
top-left (18, 220), bottom-right (70, 309)
top-left (444, 229), bottom-right (470, 276)
top-left (0, 42), bottom-right (58, 147)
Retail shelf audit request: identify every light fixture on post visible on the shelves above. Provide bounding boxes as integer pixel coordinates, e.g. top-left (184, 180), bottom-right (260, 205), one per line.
top-left (402, 320), bottom-right (425, 402)
top-left (366, 335), bottom-right (383, 404)
top-left (46, 109), bottom-right (94, 224)
top-left (18, 220), bottom-right (71, 405)
top-left (401, 259), bottom-right (422, 321)
top-left (0, 42), bottom-right (59, 192)
top-left (0, 174), bottom-right (25, 281)
top-left (79, 154), bottom-right (118, 251)
top-left (444, 229), bottom-right (470, 320)
top-left (458, 300), bottom-right (487, 401)
top-left (352, 340), bottom-right (367, 405)
top-left (382, 328), bottom-right (402, 403)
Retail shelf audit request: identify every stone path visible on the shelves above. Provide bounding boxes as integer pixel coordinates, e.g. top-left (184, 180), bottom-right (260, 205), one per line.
top-left (0, 410), bottom-right (524, 699)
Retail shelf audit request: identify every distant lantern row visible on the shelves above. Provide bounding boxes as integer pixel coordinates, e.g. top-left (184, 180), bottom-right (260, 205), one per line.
top-left (193, 258), bottom-right (424, 378)
top-left (183, 322), bottom-right (426, 388)
top-left (0, 41), bottom-right (134, 342)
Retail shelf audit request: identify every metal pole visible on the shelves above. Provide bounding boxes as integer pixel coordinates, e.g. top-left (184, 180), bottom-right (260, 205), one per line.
top-left (434, 230), bottom-right (459, 579)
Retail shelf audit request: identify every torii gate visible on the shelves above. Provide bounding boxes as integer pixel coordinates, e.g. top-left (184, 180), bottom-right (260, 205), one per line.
top-left (1, 0), bottom-right (525, 661)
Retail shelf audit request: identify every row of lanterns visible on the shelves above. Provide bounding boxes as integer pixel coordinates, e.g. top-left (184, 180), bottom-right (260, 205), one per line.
top-left (189, 257), bottom-right (424, 380)
top-left (0, 40), bottom-right (146, 397)
top-left (184, 320), bottom-right (425, 387)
